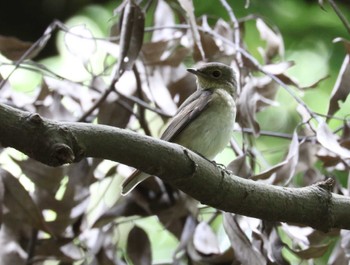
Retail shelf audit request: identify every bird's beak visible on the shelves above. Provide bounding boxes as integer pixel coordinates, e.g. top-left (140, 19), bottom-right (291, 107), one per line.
top-left (187, 68), bottom-right (206, 78)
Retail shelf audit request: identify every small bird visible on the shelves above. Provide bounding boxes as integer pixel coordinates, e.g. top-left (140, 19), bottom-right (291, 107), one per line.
top-left (121, 62), bottom-right (237, 195)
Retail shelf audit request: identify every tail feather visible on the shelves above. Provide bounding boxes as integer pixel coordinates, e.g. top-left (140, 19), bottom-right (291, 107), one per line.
top-left (121, 170), bottom-right (151, 195)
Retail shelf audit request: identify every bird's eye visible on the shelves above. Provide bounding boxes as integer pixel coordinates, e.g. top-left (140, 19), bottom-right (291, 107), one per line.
top-left (212, 70), bottom-right (222, 78)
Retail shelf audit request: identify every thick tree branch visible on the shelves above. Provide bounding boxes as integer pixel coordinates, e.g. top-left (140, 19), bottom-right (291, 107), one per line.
top-left (1, 103), bottom-right (350, 231)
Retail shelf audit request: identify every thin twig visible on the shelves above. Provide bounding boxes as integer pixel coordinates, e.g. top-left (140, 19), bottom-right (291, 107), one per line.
top-left (0, 21), bottom-right (60, 90)
top-left (77, 75), bottom-right (122, 122)
top-left (133, 64), bottom-right (152, 136)
top-left (219, 1), bottom-right (242, 64)
top-left (146, 24), bottom-right (319, 122)
top-left (328, 0), bottom-right (350, 35)
top-left (239, 127), bottom-right (315, 142)
top-left (115, 91), bottom-right (172, 118)
top-left (219, 0), bottom-right (243, 93)
top-left (26, 228), bottom-right (38, 265)
top-left (238, 48), bottom-right (320, 123)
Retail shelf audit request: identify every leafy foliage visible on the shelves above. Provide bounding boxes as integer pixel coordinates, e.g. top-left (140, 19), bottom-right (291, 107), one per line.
top-left (0, 0), bottom-right (350, 264)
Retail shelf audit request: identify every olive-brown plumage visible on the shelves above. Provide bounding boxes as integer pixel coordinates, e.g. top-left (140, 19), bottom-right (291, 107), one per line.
top-left (121, 62), bottom-right (237, 195)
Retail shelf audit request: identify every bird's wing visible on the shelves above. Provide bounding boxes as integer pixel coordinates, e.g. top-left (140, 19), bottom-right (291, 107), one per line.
top-left (122, 89), bottom-right (213, 195)
top-left (161, 89), bottom-right (213, 142)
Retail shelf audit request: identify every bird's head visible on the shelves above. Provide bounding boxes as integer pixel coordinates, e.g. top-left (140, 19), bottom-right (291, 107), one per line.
top-left (187, 62), bottom-right (237, 98)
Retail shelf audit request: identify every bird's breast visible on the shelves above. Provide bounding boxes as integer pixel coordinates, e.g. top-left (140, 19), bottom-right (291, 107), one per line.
top-left (175, 89), bottom-right (236, 159)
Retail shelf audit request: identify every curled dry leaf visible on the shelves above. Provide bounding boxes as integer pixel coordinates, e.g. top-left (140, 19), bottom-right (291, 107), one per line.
top-left (152, 0), bottom-right (177, 42)
top-left (114, 0), bottom-right (145, 77)
top-left (251, 131), bottom-right (300, 185)
top-left (340, 120), bottom-right (350, 149)
top-left (226, 155), bottom-right (252, 178)
top-left (237, 82), bottom-right (261, 136)
top-left (127, 226), bottom-right (152, 265)
top-left (98, 97), bottom-right (134, 129)
top-left (223, 213), bottom-right (267, 265)
top-left (262, 61), bottom-right (294, 75)
top-left (0, 21), bottom-right (54, 61)
top-left (173, 215), bottom-right (197, 261)
top-left (0, 170), bottom-right (52, 234)
top-left (178, 0), bottom-right (205, 60)
top-left (193, 221), bottom-right (220, 255)
top-left (213, 19), bottom-right (236, 55)
top-left (316, 121), bottom-right (350, 159)
top-left (256, 18), bottom-right (284, 62)
top-left (237, 76), bottom-right (279, 136)
top-left (0, 175), bottom-right (3, 224)
top-left (327, 38), bottom-right (350, 116)
top-left (0, 35), bottom-right (32, 61)
top-left (327, 54), bottom-right (350, 117)
top-left (13, 157), bottom-right (64, 192)
top-left (193, 18), bottom-right (221, 61)
top-left (142, 40), bottom-right (190, 67)
top-left (289, 244), bottom-right (329, 260)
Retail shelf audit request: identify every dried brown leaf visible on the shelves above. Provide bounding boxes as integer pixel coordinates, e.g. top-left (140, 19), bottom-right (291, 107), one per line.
top-left (316, 121), bottom-right (350, 159)
top-left (152, 0), bottom-right (177, 41)
top-left (142, 41), bottom-right (168, 64)
top-left (237, 82), bottom-right (261, 136)
top-left (237, 76), bottom-right (278, 136)
top-left (127, 226), bottom-right (152, 265)
top-left (328, 240), bottom-right (348, 265)
top-left (227, 155), bottom-right (252, 178)
top-left (13, 158), bottom-right (64, 192)
top-left (178, 0), bottom-right (205, 60)
top-left (0, 28), bottom-right (51, 61)
top-left (274, 131), bottom-right (300, 185)
top-left (114, 0), bottom-right (145, 76)
top-left (223, 213), bottom-right (266, 265)
top-left (142, 40), bottom-right (190, 67)
top-left (193, 19), bottom-right (221, 61)
top-left (316, 148), bottom-right (343, 168)
top-left (262, 61), bottom-right (294, 75)
top-left (213, 19), bottom-right (235, 55)
top-left (341, 230), bottom-right (350, 258)
top-left (0, 35), bottom-right (32, 60)
top-left (0, 175), bottom-right (3, 224)
top-left (0, 227), bottom-right (27, 265)
top-left (289, 244), bottom-right (329, 259)
top-left (148, 67), bottom-right (178, 116)
top-left (98, 98), bottom-right (133, 129)
top-left (340, 121), bottom-right (350, 149)
top-left (268, 228), bottom-right (289, 265)
top-left (327, 55), bottom-right (350, 116)
top-left (173, 215), bottom-right (197, 261)
top-left (168, 71), bottom-right (197, 106)
top-left (97, 248), bottom-right (119, 265)
top-left (252, 132), bottom-right (299, 183)
top-left (0, 170), bottom-right (51, 234)
top-left (35, 238), bottom-right (76, 262)
top-left (193, 222), bottom-right (220, 255)
top-left (256, 18), bottom-right (284, 62)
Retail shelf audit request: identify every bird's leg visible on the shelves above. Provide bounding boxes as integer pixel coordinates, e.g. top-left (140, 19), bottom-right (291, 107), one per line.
top-left (210, 160), bottom-right (233, 175)
top-left (192, 151), bottom-right (232, 175)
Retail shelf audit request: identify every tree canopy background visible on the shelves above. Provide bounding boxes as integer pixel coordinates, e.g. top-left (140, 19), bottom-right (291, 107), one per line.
top-left (0, 0), bottom-right (350, 264)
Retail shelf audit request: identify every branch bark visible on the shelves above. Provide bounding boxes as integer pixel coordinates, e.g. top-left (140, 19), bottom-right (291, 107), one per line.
top-left (1, 103), bottom-right (349, 231)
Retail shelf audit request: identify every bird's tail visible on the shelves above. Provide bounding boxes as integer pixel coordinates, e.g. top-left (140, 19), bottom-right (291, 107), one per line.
top-left (121, 170), bottom-right (151, 195)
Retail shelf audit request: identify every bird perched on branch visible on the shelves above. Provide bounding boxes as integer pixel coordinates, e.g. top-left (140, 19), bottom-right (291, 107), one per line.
top-left (121, 62), bottom-right (237, 195)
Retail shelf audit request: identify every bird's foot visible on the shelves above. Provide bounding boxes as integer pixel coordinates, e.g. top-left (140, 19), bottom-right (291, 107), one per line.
top-left (210, 160), bottom-right (232, 175)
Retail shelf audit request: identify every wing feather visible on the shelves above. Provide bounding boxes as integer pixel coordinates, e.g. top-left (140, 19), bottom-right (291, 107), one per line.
top-left (161, 89), bottom-right (213, 142)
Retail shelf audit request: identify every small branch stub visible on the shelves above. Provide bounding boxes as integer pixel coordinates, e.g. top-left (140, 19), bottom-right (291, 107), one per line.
top-left (51, 143), bottom-right (75, 164)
